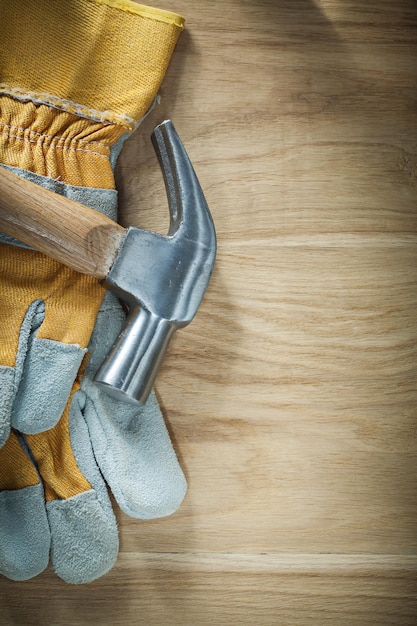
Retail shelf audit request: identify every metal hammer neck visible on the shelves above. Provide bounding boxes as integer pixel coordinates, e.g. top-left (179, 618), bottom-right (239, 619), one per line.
top-left (94, 306), bottom-right (177, 404)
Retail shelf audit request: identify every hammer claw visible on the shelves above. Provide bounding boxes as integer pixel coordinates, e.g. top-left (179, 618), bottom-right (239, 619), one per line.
top-left (152, 121), bottom-right (215, 243)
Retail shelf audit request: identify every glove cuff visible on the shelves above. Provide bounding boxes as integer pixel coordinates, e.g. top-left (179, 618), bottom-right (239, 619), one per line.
top-left (0, 0), bottom-right (185, 130)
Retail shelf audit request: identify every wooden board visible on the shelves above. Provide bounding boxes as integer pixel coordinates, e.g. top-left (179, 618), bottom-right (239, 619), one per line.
top-left (1, 0), bottom-right (417, 623)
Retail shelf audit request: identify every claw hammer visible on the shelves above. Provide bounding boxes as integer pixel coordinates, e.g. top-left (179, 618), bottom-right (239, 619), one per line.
top-left (0, 120), bottom-right (216, 404)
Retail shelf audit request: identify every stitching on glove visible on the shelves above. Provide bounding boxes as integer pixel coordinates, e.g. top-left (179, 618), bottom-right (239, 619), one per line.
top-left (0, 84), bottom-right (136, 130)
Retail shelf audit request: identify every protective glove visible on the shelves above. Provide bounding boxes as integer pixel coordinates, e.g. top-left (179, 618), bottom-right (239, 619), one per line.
top-left (0, 0), bottom-right (187, 583)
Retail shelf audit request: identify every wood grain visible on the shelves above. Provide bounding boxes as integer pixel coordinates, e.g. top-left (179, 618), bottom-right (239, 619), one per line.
top-left (1, 555), bottom-right (417, 626)
top-left (1, 0), bottom-right (417, 624)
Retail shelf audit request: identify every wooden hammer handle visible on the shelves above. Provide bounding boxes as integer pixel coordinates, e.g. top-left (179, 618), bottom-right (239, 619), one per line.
top-left (0, 166), bottom-right (126, 279)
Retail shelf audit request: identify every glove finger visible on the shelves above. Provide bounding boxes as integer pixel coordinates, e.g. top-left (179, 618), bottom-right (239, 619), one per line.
top-left (84, 390), bottom-right (187, 519)
top-left (0, 298), bottom-right (45, 446)
top-left (1, 296), bottom-right (86, 436)
top-left (12, 304), bottom-right (86, 434)
top-left (25, 389), bottom-right (119, 584)
top-left (82, 293), bottom-right (187, 518)
top-left (0, 431), bottom-right (50, 580)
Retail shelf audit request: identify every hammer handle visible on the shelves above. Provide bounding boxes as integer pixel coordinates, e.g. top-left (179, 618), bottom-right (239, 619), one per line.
top-left (0, 166), bottom-right (126, 279)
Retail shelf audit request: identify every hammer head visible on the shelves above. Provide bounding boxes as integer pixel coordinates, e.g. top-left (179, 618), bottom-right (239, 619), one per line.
top-left (94, 120), bottom-right (216, 404)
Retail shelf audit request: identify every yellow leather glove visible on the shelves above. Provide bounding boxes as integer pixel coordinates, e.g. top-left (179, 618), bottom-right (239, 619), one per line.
top-left (0, 0), bottom-right (187, 584)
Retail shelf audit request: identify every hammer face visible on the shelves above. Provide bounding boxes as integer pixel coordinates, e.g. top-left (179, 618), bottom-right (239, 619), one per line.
top-left (94, 120), bottom-right (216, 404)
